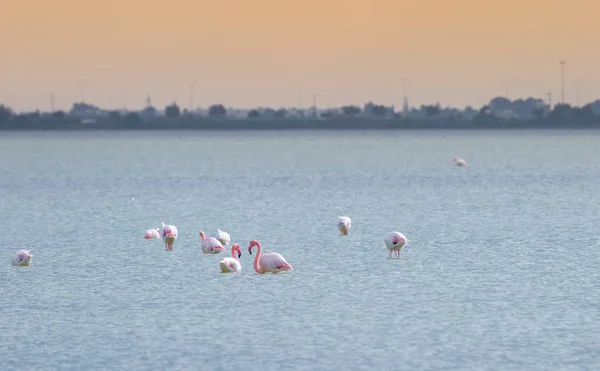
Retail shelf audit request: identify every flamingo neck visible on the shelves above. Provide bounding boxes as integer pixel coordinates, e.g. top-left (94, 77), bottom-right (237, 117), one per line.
top-left (231, 247), bottom-right (238, 260)
top-left (200, 231), bottom-right (205, 240)
top-left (252, 242), bottom-right (262, 273)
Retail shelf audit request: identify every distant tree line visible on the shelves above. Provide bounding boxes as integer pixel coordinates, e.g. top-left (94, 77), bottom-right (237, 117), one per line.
top-left (1, 98), bottom-right (600, 130)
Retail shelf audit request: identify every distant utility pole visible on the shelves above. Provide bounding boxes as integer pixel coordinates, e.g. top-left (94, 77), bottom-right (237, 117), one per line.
top-left (559, 60), bottom-right (566, 104)
top-left (312, 94), bottom-right (317, 118)
top-left (546, 91), bottom-right (552, 109)
top-left (50, 93), bottom-right (55, 112)
top-left (502, 78), bottom-right (516, 99)
top-left (399, 78), bottom-right (410, 106)
top-left (297, 80), bottom-right (307, 115)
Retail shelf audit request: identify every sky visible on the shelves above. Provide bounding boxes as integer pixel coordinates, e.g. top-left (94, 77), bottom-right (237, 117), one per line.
top-left (1, 0), bottom-right (599, 112)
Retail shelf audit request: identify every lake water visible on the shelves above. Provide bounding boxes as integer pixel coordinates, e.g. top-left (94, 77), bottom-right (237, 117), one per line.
top-left (1, 130), bottom-right (599, 370)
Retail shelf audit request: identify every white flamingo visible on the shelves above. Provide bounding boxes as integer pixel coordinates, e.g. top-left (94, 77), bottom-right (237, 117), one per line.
top-left (161, 222), bottom-right (178, 251)
top-left (384, 231), bottom-right (408, 259)
top-left (453, 156), bottom-right (468, 167)
top-left (199, 231), bottom-right (225, 254)
top-left (338, 216), bottom-right (352, 236)
top-left (144, 228), bottom-right (160, 240)
top-left (11, 250), bottom-right (33, 266)
top-left (216, 229), bottom-right (231, 246)
top-left (248, 239), bottom-right (293, 274)
top-left (219, 243), bottom-right (242, 273)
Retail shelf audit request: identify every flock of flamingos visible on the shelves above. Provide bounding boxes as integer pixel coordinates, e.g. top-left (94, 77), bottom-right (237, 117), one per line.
top-left (9, 156), bottom-right (468, 271)
top-left (135, 218), bottom-right (409, 274)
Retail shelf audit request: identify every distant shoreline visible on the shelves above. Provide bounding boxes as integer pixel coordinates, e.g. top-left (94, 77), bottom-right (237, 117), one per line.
top-left (2, 117), bottom-right (600, 131)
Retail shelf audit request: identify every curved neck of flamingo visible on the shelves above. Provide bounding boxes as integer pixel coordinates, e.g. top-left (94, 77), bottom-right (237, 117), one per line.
top-left (231, 246), bottom-right (238, 260)
top-left (252, 242), bottom-right (262, 273)
top-left (199, 231), bottom-right (205, 241)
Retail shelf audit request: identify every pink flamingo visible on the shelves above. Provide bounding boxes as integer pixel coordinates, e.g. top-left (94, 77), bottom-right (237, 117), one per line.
top-left (453, 156), bottom-right (468, 167)
top-left (161, 222), bottom-right (178, 251)
top-left (384, 231), bottom-right (408, 259)
top-left (247, 239), bottom-right (293, 274)
top-left (144, 228), bottom-right (160, 240)
top-left (220, 243), bottom-right (242, 273)
top-left (338, 216), bottom-right (351, 236)
top-left (199, 231), bottom-right (225, 254)
top-left (11, 249), bottom-right (33, 267)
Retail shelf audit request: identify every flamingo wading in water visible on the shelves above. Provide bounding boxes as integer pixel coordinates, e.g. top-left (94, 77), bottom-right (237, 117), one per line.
top-left (161, 222), bottom-right (178, 251)
top-left (219, 243), bottom-right (242, 273)
top-left (453, 156), bottom-right (468, 167)
top-left (384, 231), bottom-right (408, 259)
top-left (199, 231), bottom-right (225, 254)
top-left (216, 229), bottom-right (231, 246)
top-left (11, 250), bottom-right (33, 266)
top-left (247, 239), bottom-right (293, 274)
top-left (144, 228), bottom-right (160, 240)
top-left (338, 216), bottom-right (352, 236)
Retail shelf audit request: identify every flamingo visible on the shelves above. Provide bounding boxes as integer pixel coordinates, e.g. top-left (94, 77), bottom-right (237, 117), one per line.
top-left (216, 229), bottom-right (231, 246)
top-left (338, 216), bottom-right (352, 236)
top-left (384, 231), bottom-right (408, 259)
top-left (144, 228), bottom-right (160, 240)
top-left (161, 222), bottom-right (178, 251)
top-left (453, 156), bottom-right (468, 167)
top-left (11, 250), bottom-right (33, 267)
top-left (248, 239), bottom-right (293, 274)
top-left (219, 243), bottom-right (242, 273)
top-left (199, 231), bottom-right (225, 254)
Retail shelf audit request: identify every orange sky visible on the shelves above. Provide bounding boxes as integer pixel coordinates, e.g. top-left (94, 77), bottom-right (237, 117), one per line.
top-left (1, 0), bottom-right (599, 112)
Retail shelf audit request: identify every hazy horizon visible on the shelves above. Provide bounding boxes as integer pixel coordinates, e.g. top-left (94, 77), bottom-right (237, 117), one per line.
top-left (2, 0), bottom-right (599, 112)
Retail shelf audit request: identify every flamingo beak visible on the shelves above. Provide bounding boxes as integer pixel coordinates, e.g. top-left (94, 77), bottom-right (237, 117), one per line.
top-left (238, 250), bottom-right (242, 259)
top-left (248, 246), bottom-right (252, 255)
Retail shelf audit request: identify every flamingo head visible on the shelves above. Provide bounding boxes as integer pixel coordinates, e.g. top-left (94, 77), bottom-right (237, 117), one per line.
top-left (248, 240), bottom-right (259, 255)
top-left (199, 231), bottom-right (206, 240)
top-left (232, 243), bottom-right (242, 259)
